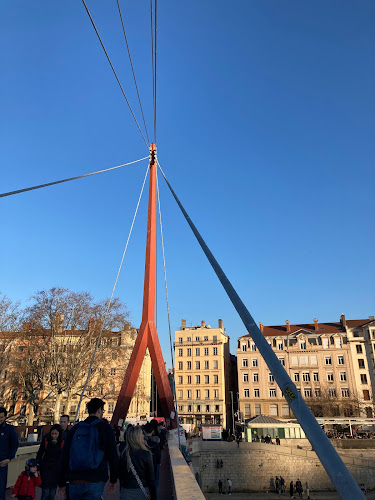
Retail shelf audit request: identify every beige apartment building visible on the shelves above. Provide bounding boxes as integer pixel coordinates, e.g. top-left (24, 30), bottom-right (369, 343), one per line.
top-left (237, 315), bottom-right (375, 421)
top-left (174, 319), bottom-right (231, 429)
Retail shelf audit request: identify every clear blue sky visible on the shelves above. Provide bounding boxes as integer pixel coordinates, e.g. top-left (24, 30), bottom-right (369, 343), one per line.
top-left (1, 1), bottom-right (374, 367)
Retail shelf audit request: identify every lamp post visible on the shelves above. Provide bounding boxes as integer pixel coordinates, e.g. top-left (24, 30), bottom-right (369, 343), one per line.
top-left (230, 391), bottom-right (235, 435)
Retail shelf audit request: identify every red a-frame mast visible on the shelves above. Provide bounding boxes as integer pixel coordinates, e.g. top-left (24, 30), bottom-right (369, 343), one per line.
top-left (111, 143), bottom-right (176, 428)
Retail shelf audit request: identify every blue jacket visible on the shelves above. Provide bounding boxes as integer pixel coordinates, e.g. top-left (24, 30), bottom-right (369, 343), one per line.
top-left (0, 421), bottom-right (18, 461)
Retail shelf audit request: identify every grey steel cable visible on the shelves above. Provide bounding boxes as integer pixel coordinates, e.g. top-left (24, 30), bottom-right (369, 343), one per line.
top-left (0, 157), bottom-right (148, 198)
top-left (116, 0), bottom-right (150, 144)
top-left (81, 0), bottom-right (148, 148)
top-left (154, 0), bottom-right (157, 142)
top-left (150, 0), bottom-right (155, 141)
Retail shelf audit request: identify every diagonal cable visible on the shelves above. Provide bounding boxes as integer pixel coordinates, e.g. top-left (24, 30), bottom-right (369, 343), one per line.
top-left (81, 0), bottom-right (148, 148)
top-left (0, 157), bottom-right (148, 198)
top-left (74, 163), bottom-right (150, 423)
top-left (150, 0), bottom-right (155, 142)
top-left (116, 0), bottom-right (150, 144)
top-left (154, 0), bottom-right (157, 142)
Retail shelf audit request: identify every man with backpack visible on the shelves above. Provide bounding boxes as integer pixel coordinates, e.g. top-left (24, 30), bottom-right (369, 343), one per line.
top-left (0, 407), bottom-right (18, 500)
top-left (57, 398), bottom-right (118, 500)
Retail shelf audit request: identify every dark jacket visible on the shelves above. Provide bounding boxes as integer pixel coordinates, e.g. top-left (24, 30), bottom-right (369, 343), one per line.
top-left (58, 416), bottom-right (118, 486)
top-left (119, 448), bottom-right (157, 500)
top-left (36, 434), bottom-right (63, 488)
top-left (0, 421), bottom-right (18, 461)
top-left (144, 435), bottom-right (161, 466)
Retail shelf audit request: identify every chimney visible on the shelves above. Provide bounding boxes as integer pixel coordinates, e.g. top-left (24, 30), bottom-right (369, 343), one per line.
top-left (88, 317), bottom-right (95, 332)
top-left (218, 319), bottom-right (223, 329)
top-left (259, 322), bottom-right (264, 332)
top-left (181, 319), bottom-right (186, 330)
top-left (340, 314), bottom-right (346, 327)
top-left (313, 318), bottom-right (318, 331)
top-left (369, 316), bottom-right (374, 321)
top-left (54, 313), bottom-right (64, 333)
top-left (285, 320), bottom-right (290, 332)
top-left (201, 320), bottom-right (205, 328)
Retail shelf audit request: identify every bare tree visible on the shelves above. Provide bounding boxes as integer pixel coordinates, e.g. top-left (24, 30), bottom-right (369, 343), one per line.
top-left (0, 293), bottom-right (21, 331)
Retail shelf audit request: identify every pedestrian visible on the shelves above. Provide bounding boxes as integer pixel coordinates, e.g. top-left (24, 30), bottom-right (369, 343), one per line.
top-left (289, 480), bottom-right (294, 498)
top-left (36, 424), bottom-right (63, 500)
top-left (280, 476), bottom-right (285, 494)
top-left (275, 476), bottom-right (280, 494)
top-left (276, 436), bottom-right (280, 445)
top-left (142, 422), bottom-right (161, 498)
top-left (11, 458), bottom-right (41, 500)
top-left (305, 482), bottom-right (310, 499)
top-left (59, 415), bottom-right (70, 441)
top-left (295, 479), bottom-right (303, 498)
top-left (113, 425), bottom-right (121, 445)
top-left (236, 434), bottom-right (241, 448)
top-left (218, 479), bottom-right (223, 494)
top-left (0, 406), bottom-right (19, 500)
top-left (119, 425), bottom-right (157, 499)
top-left (57, 398), bottom-right (118, 500)
top-left (227, 478), bottom-right (232, 495)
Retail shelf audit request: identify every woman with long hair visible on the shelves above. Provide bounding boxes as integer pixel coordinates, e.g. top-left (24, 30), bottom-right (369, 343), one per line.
top-left (36, 423), bottom-right (64, 500)
top-left (119, 426), bottom-right (157, 500)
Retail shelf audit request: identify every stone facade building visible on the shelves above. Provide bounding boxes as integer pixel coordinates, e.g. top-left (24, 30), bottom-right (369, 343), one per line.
top-left (174, 319), bottom-right (231, 429)
top-left (237, 315), bottom-right (375, 420)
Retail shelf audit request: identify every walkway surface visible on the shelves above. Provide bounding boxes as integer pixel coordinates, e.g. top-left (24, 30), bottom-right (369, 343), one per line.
top-left (205, 492), bottom-right (373, 500)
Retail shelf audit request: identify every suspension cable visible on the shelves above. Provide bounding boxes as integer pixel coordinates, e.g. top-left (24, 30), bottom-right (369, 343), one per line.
top-left (150, 0), bottom-right (155, 142)
top-left (116, 0), bottom-right (150, 144)
top-left (74, 164), bottom-right (150, 423)
top-left (153, 0), bottom-right (157, 142)
top-left (0, 157), bottom-right (148, 199)
top-left (81, 0), bottom-right (148, 148)
top-left (156, 168), bottom-right (181, 447)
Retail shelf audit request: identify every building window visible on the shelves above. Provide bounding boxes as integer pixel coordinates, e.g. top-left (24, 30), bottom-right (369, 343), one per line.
top-left (196, 405), bottom-right (201, 412)
top-left (315, 388), bottom-right (321, 397)
top-left (213, 335), bottom-right (217, 342)
top-left (277, 342), bottom-right (284, 351)
top-left (363, 390), bottom-right (370, 400)
top-left (178, 349), bottom-right (183, 357)
top-left (313, 372), bottom-right (319, 382)
top-left (340, 372), bottom-right (347, 382)
top-left (205, 390), bottom-right (210, 399)
top-left (178, 390), bottom-right (183, 398)
top-left (325, 356), bottom-right (332, 365)
top-left (279, 358), bottom-right (285, 366)
top-left (291, 356), bottom-right (298, 366)
top-left (342, 389), bottom-right (350, 398)
top-left (187, 348), bottom-right (192, 356)
top-left (328, 388), bottom-right (336, 397)
top-left (361, 374), bottom-right (368, 384)
top-left (335, 337), bottom-right (342, 348)
top-left (294, 373), bottom-right (300, 382)
top-left (242, 344), bottom-right (247, 352)
top-left (195, 348), bottom-right (200, 356)
top-left (187, 376), bottom-right (192, 384)
top-left (252, 359), bottom-right (258, 367)
top-left (282, 405), bottom-right (290, 416)
top-left (356, 344), bottom-right (363, 354)
top-left (243, 373), bottom-right (249, 382)
top-left (204, 347), bottom-right (209, 355)
top-left (110, 367), bottom-right (116, 376)
top-left (178, 362), bottom-right (183, 370)
top-left (214, 390), bottom-right (219, 398)
top-left (178, 405), bottom-right (184, 412)
top-left (204, 375), bottom-right (209, 384)
top-left (187, 390), bottom-right (192, 399)
top-left (269, 373), bottom-right (275, 383)
top-left (178, 337), bottom-right (183, 344)
top-left (304, 388), bottom-right (312, 397)
top-left (214, 375), bottom-right (219, 384)
top-left (187, 337), bottom-right (191, 342)
top-left (108, 402), bottom-right (114, 413)
top-left (310, 355), bottom-right (317, 366)
top-left (187, 361), bottom-right (192, 370)
top-left (215, 405), bottom-right (219, 412)
top-left (300, 356), bottom-right (308, 366)
top-left (269, 388), bottom-right (277, 398)
top-left (195, 336), bottom-right (200, 342)
top-left (244, 389), bottom-right (250, 398)
top-left (206, 405), bottom-right (210, 412)
top-left (270, 404), bottom-right (278, 416)
top-left (358, 359), bottom-right (365, 368)
top-left (251, 343), bottom-right (257, 351)
top-left (196, 390), bottom-right (201, 399)
top-left (188, 405), bottom-right (192, 413)
top-left (322, 338), bottom-right (329, 349)
top-left (213, 347), bottom-right (218, 355)
top-left (254, 389), bottom-right (260, 398)
top-left (195, 361), bottom-right (200, 369)
top-left (242, 359), bottom-right (248, 368)
top-left (178, 376), bottom-right (183, 384)
top-left (302, 372), bottom-right (310, 382)
top-left (244, 404), bottom-right (250, 416)
top-left (255, 404), bottom-right (261, 415)
top-left (204, 336), bottom-right (208, 341)
top-left (253, 373), bottom-right (259, 382)
top-left (338, 356), bottom-right (344, 365)
top-left (213, 360), bottom-right (218, 369)
top-left (300, 341), bottom-right (306, 350)
top-left (327, 373), bottom-right (334, 382)
top-left (195, 375), bottom-right (200, 384)
top-left (204, 360), bottom-right (209, 369)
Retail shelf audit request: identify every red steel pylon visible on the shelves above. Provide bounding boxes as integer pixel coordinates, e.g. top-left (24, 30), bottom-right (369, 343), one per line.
top-left (111, 143), bottom-right (176, 428)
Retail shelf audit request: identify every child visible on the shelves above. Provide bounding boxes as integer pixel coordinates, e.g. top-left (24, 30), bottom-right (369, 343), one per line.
top-left (11, 458), bottom-right (41, 500)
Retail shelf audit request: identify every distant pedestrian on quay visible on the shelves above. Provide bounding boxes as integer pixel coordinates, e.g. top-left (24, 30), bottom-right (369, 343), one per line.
top-left (276, 436), bottom-right (280, 445)
top-left (295, 479), bottom-right (303, 498)
top-left (227, 478), bottom-right (232, 495)
top-left (275, 476), bottom-right (280, 494)
top-left (289, 480), bottom-right (294, 498)
top-left (305, 482), bottom-right (310, 499)
top-left (218, 479), bottom-right (223, 494)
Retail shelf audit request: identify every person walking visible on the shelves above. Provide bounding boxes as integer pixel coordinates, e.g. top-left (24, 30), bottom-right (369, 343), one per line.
top-left (289, 480), bottom-right (294, 498)
top-left (142, 423), bottom-right (161, 498)
top-left (276, 436), bottom-right (281, 445)
top-left (227, 478), bottom-right (232, 495)
top-left (36, 424), bottom-right (63, 500)
top-left (280, 476), bottom-right (285, 494)
top-left (218, 479), bottom-right (223, 494)
top-left (119, 425), bottom-right (157, 500)
top-left (305, 482), bottom-right (310, 499)
top-left (0, 406), bottom-right (18, 500)
top-left (59, 415), bottom-right (70, 500)
top-left (57, 398), bottom-right (118, 500)
top-left (295, 479), bottom-right (303, 498)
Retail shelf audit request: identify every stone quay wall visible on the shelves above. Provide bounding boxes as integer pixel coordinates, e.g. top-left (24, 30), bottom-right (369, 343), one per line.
top-left (191, 441), bottom-right (375, 493)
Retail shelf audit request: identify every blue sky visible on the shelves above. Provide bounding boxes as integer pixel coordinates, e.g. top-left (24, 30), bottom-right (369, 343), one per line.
top-left (1, 1), bottom-right (374, 367)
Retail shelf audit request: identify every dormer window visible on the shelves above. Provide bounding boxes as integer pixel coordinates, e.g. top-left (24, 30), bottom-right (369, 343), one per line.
top-left (300, 341), bottom-right (306, 350)
top-left (322, 338), bottom-right (329, 349)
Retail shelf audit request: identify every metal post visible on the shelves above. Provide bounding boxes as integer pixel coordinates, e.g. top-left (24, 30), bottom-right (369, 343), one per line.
top-left (230, 391), bottom-right (235, 436)
top-left (160, 169), bottom-right (365, 499)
